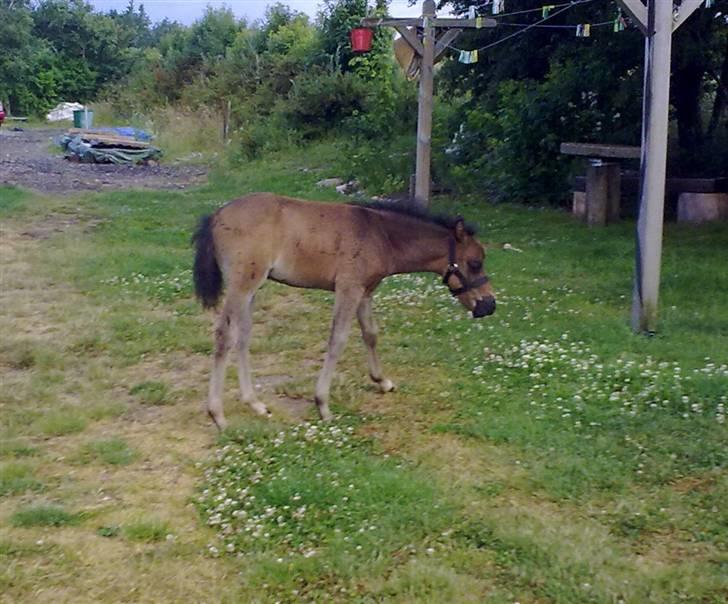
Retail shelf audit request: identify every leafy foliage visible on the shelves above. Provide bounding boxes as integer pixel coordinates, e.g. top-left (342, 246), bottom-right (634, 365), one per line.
top-left (1, 0), bottom-right (726, 201)
top-left (438, 0), bottom-right (728, 200)
top-left (1, 0), bottom-right (155, 115)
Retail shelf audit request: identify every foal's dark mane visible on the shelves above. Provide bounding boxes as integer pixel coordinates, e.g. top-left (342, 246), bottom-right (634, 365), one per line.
top-left (352, 200), bottom-right (477, 235)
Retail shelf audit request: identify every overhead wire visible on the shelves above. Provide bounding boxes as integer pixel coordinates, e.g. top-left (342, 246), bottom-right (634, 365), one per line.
top-left (447, 0), bottom-right (612, 55)
top-left (483, 0), bottom-right (596, 19)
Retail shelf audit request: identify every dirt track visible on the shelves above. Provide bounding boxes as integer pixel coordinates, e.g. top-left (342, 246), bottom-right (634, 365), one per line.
top-left (0, 127), bottom-right (207, 194)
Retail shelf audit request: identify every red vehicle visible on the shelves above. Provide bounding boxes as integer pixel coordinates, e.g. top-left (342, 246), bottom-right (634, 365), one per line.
top-left (0, 101), bottom-right (5, 127)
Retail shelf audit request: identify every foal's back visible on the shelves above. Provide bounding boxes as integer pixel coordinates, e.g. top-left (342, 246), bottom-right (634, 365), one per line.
top-left (212, 193), bottom-right (391, 292)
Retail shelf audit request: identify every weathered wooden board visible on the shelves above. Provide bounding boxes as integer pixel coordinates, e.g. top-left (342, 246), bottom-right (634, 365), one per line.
top-left (560, 142), bottom-right (641, 160)
top-left (67, 128), bottom-right (151, 148)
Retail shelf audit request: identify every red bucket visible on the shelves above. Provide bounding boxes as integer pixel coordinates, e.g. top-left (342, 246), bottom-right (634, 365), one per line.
top-left (350, 28), bottom-right (373, 53)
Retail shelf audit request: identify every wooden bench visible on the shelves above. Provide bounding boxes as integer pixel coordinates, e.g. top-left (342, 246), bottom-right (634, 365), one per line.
top-left (560, 142), bottom-right (641, 226)
top-left (572, 174), bottom-right (728, 223)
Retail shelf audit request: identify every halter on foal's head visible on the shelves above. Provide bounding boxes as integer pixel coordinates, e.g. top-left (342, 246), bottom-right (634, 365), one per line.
top-left (442, 217), bottom-right (496, 318)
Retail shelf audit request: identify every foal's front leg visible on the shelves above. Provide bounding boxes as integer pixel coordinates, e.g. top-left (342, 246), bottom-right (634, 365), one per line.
top-left (357, 296), bottom-right (394, 393)
top-left (315, 285), bottom-right (364, 421)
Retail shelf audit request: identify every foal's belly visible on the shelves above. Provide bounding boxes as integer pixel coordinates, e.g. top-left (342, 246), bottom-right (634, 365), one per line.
top-left (268, 255), bottom-right (336, 291)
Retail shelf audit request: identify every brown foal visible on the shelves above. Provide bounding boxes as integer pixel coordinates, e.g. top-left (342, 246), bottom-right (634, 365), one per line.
top-left (193, 192), bottom-right (496, 429)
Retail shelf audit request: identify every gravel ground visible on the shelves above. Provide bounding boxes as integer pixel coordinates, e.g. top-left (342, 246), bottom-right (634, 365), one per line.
top-left (0, 127), bottom-right (208, 194)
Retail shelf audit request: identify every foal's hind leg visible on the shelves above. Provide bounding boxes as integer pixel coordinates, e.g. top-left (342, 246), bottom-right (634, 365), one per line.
top-left (207, 294), bottom-right (243, 430)
top-left (357, 296), bottom-right (394, 393)
top-left (315, 285), bottom-right (364, 421)
top-left (236, 293), bottom-right (269, 417)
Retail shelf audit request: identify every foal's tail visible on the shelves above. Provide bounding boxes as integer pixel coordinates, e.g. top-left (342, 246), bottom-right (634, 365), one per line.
top-left (192, 214), bottom-right (223, 309)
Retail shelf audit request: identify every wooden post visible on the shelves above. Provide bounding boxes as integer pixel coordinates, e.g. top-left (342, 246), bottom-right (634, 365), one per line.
top-left (362, 4), bottom-right (495, 209)
top-left (616, 0), bottom-right (702, 333)
top-left (630, 0), bottom-right (673, 333)
top-left (414, 0), bottom-right (436, 208)
top-left (585, 161), bottom-right (609, 227)
top-left (605, 163), bottom-right (621, 223)
top-left (222, 99), bottom-right (231, 142)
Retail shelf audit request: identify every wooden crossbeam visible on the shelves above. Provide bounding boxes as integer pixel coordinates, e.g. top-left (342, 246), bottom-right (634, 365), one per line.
top-left (361, 17), bottom-right (421, 27)
top-left (432, 17), bottom-right (496, 28)
top-left (435, 29), bottom-right (463, 60)
top-left (672, 0), bottom-right (704, 31)
top-left (617, 0), bottom-right (648, 34)
top-left (394, 26), bottom-right (423, 56)
top-left (362, 16), bottom-right (496, 29)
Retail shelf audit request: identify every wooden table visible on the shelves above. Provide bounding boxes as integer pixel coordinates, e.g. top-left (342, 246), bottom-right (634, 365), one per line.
top-left (560, 142), bottom-right (641, 226)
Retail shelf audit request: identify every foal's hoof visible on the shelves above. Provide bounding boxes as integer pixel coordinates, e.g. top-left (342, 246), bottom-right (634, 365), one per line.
top-left (208, 410), bottom-right (228, 432)
top-left (378, 379), bottom-right (395, 393)
top-left (250, 401), bottom-right (271, 417)
top-left (319, 410), bottom-right (334, 422)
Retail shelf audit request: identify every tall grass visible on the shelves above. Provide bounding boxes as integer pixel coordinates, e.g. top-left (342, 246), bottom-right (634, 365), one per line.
top-left (86, 103), bottom-right (228, 162)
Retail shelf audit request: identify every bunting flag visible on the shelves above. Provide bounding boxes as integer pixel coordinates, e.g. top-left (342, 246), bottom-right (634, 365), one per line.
top-left (468, 6), bottom-right (476, 19)
top-left (613, 14), bottom-right (627, 32)
top-left (476, 16), bottom-right (484, 28)
top-left (492, 0), bottom-right (504, 15)
top-left (542, 5), bottom-right (556, 18)
top-left (705, 0), bottom-right (714, 7)
top-left (458, 49), bottom-right (479, 64)
top-left (576, 23), bottom-right (591, 37)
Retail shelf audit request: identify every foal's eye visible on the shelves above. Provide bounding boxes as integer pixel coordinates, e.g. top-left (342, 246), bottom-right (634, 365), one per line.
top-left (468, 260), bottom-right (483, 272)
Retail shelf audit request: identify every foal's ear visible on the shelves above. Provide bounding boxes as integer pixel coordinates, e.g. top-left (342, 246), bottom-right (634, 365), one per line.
top-left (453, 217), bottom-right (466, 242)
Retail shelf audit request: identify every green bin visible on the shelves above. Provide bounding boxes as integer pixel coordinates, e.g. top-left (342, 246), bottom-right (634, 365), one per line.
top-left (72, 109), bottom-right (94, 128)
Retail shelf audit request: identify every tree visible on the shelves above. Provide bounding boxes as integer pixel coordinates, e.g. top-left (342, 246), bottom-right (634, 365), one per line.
top-left (437, 0), bottom-right (728, 200)
top-left (0, 3), bottom-right (35, 113)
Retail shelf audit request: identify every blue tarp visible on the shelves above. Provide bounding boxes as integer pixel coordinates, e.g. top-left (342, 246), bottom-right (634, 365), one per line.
top-left (58, 133), bottom-right (162, 165)
top-left (93, 127), bottom-right (154, 141)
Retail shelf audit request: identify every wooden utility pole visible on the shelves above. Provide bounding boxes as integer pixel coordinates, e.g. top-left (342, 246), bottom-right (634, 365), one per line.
top-left (363, 0), bottom-right (496, 207)
top-left (617, 0), bottom-right (703, 333)
top-left (415, 1), bottom-right (436, 208)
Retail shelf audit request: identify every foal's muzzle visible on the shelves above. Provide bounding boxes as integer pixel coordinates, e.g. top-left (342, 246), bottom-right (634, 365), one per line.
top-left (473, 296), bottom-right (496, 318)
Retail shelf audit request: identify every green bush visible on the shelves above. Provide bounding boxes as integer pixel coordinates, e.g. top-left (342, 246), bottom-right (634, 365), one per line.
top-left (286, 67), bottom-right (367, 135)
top-left (233, 106), bottom-right (302, 161)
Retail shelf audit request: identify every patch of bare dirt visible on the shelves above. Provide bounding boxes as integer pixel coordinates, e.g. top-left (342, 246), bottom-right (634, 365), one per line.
top-left (268, 396), bottom-right (315, 421)
top-left (0, 127), bottom-right (207, 194)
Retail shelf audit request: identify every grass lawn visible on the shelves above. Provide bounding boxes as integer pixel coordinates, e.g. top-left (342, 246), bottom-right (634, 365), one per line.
top-left (1, 143), bottom-right (726, 603)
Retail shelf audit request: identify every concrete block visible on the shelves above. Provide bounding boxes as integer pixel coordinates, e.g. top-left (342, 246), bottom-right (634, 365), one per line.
top-left (677, 192), bottom-right (728, 223)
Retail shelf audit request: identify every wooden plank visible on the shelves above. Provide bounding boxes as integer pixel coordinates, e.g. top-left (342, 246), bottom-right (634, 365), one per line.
top-left (361, 17), bottom-right (422, 27)
top-left (574, 175), bottom-right (728, 195)
top-left (394, 26), bottom-right (423, 56)
top-left (435, 29), bottom-right (462, 60)
top-left (616, 0), bottom-right (648, 34)
top-left (672, 0), bottom-right (703, 32)
top-left (668, 177), bottom-right (728, 193)
top-left (84, 136), bottom-right (151, 149)
top-left (67, 129), bottom-right (151, 148)
top-left (560, 142), bottom-right (641, 159)
top-left (432, 17), bottom-right (496, 28)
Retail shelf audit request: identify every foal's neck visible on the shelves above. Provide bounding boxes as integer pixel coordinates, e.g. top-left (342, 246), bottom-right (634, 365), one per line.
top-left (382, 217), bottom-right (450, 277)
